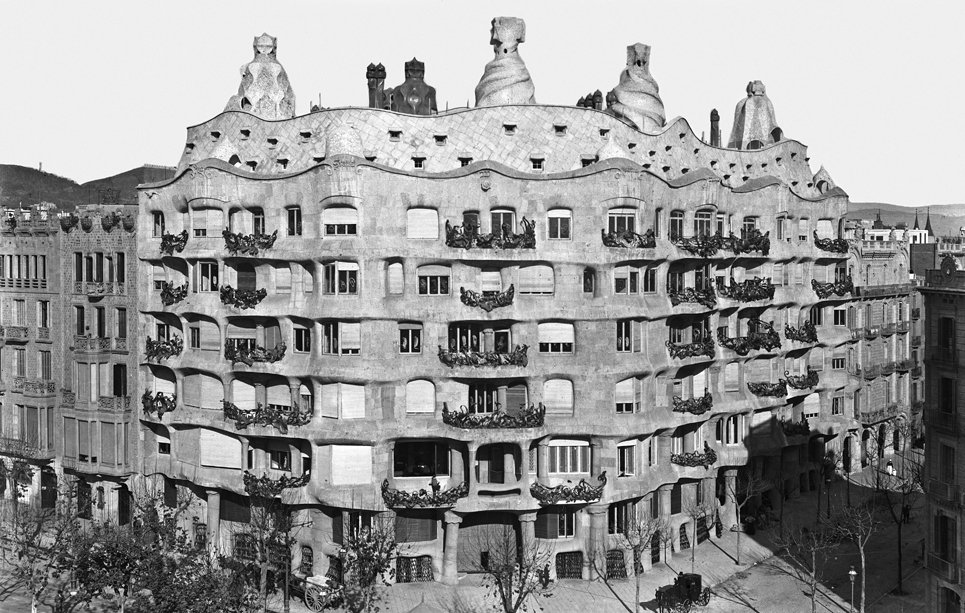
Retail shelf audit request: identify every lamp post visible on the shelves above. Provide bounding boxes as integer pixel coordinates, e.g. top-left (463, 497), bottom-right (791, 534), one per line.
top-left (849, 565), bottom-right (857, 613)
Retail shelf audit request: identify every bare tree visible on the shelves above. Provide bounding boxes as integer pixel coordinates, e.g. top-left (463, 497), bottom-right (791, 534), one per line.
top-left (683, 501), bottom-right (715, 574)
top-left (465, 524), bottom-right (553, 613)
top-left (774, 522), bottom-right (840, 613)
top-left (726, 472), bottom-right (771, 565)
top-left (815, 450), bottom-right (838, 523)
top-left (588, 511), bottom-right (668, 613)
top-left (830, 502), bottom-right (879, 613)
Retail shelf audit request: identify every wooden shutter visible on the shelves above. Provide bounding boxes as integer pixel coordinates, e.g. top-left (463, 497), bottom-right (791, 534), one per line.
top-left (481, 270), bottom-right (502, 292)
top-left (320, 384), bottom-right (339, 418)
top-left (23, 407), bottom-right (39, 447)
top-left (200, 429), bottom-right (242, 468)
top-left (505, 385), bottom-right (528, 413)
top-left (153, 371), bottom-right (175, 395)
top-left (227, 323), bottom-right (256, 340)
top-left (331, 446), bottom-right (372, 484)
top-left (387, 263), bottom-right (404, 294)
top-left (324, 207), bottom-right (357, 225)
top-left (340, 323), bottom-right (361, 352)
top-left (406, 209), bottom-right (439, 239)
top-left (268, 384), bottom-right (291, 407)
top-left (276, 266), bottom-right (292, 292)
top-left (265, 325), bottom-right (282, 348)
top-left (231, 379), bottom-right (256, 410)
top-left (64, 418), bottom-right (76, 458)
top-left (417, 264), bottom-right (449, 277)
top-left (538, 322), bottom-right (574, 344)
top-left (191, 209), bottom-right (206, 233)
top-left (201, 320), bottom-right (220, 350)
top-left (99, 363), bottom-right (110, 396)
top-left (519, 265), bottom-right (554, 294)
top-left (395, 512), bottom-right (438, 542)
top-left (654, 376), bottom-right (668, 406)
top-left (406, 380), bottom-right (435, 414)
top-left (816, 219), bottom-right (834, 239)
top-left (692, 370), bottom-right (707, 395)
top-left (615, 379), bottom-right (634, 406)
top-left (340, 384), bottom-right (365, 419)
top-left (543, 379), bottom-right (573, 413)
top-left (78, 421), bottom-right (90, 458)
top-left (535, 511), bottom-right (559, 539)
top-left (201, 375), bottom-right (223, 409)
top-left (724, 363), bottom-right (740, 391)
top-left (184, 374), bottom-right (201, 407)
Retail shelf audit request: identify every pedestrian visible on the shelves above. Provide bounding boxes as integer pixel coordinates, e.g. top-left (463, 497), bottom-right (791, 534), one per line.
top-left (901, 504), bottom-right (911, 523)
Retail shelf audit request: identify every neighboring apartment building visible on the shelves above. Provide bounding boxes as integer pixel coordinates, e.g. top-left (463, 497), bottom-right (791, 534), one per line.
top-left (135, 25), bottom-right (867, 584)
top-left (922, 259), bottom-right (965, 612)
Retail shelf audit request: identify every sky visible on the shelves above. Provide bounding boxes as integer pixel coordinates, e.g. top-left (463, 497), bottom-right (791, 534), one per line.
top-left (1, 0), bottom-right (963, 206)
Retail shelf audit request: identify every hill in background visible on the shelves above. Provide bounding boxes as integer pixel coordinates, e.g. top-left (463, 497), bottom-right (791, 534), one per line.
top-left (848, 202), bottom-right (965, 237)
top-left (0, 164), bottom-right (175, 210)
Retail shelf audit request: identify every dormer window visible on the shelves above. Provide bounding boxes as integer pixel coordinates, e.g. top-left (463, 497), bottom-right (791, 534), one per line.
top-left (459, 157), bottom-right (473, 167)
top-left (503, 124), bottom-right (517, 136)
top-left (412, 157), bottom-right (426, 170)
top-left (531, 157), bottom-right (544, 171)
top-left (388, 130), bottom-right (402, 141)
top-left (240, 129), bottom-right (250, 139)
top-left (553, 125), bottom-right (567, 136)
top-left (267, 138), bottom-right (278, 148)
top-left (210, 131), bottom-right (221, 141)
top-left (599, 129), bottom-right (610, 138)
top-left (434, 135), bottom-right (447, 146)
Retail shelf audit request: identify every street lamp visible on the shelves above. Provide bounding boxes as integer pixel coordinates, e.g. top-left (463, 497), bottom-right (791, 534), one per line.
top-left (849, 565), bottom-right (857, 613)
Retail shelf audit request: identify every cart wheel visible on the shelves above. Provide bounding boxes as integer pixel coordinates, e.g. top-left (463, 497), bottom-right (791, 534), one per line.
top-left (304, 585), bottom-right (327, 612)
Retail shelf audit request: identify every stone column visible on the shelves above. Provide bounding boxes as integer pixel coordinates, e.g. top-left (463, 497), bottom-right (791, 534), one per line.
top-left (722, 469), bottom-right (738, 532)
top-left (256, 323), bottom-right (265, 347)
top-left (537, 440), bottom-right (549, 479)
top-left (441, 511), bottom-right (462, 585)
top-left (206, 490), bottom-right (221, 557)
top-left (519, 511), bottom-right (537, 553)
top-left (658, 484), bottom-right (674, 561)
top-left (518, 442), bottom-right (531, 488)
top-left (590, 438), bottom-right (603, 477)
top-left (240, 439), bottom-right (250, 470)
top-left (290, 442), bottom-right (302, 477)
top-left (504, 446), bottom-right (517, 483)
top-left (386, 441), bottom-right (396, 487)
top-left (585, 504), bottom-right (609, 580)
top-left (450, 445), bottom-right (465, 486)
top-left (467, 441), bottom-right (479, 495)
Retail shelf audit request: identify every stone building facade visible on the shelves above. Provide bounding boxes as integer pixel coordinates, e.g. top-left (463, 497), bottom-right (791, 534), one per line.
top-left (135, 23), bottom-right (874, 585)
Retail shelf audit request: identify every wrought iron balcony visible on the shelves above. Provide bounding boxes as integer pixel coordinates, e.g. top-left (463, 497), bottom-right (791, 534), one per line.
top-left (812, 231), bottom-right (850, 254)
top-left (717, 277), bottom-right (775, 302)
top-left (159, 230), bottom-right (188, 255)
top-left (747, 380), bottom-right (787, 397)
top-left (444, 218), bottom-right (536, 249)
top-left (75, 281), bottom-right (124, 296)
top-left (145, 336), bottom-right (183, 361)
top-left (531, 472), bottom-right (607, 505)
top-left (0, 436), bottom-right (55, 460)
top-left (14, 377), bottom-right (56, 396)
top-left (381, 478), bottom-right (469, 509)
top-left (881, 361), bottom-right (896, 376)
top-left (779, 417), bottom-right (811, 437)
top-left (98, 396), bottom-right (131, 411)
top-left (785, 368), bottom-right (819, 390)
top-left (668, 286), bottom-right (716, 309)
top-left (864, 326), bottom-right (880, 340)
top-left (912, 308), bottom-right (921, 320)
top-left (222, 400), bottom-right (312, 434)
top-left (671, 391), bottom-right (713, 415)
top-left (601, 227), bottom-right (656, 249)
top-left (881, 323), bottom-right (897, 336)
top-left (811, 276), bottom-right (854, 298)
top-left (223, 229), bottom-right (278, 256)
top-left (220, 285), bottom-right (267, 309)
top-left (442, 402), bottom-right (545, 428)
top-left (666, 338), bottom-right (715, 360)
top-left (142, 390), bottom-right (177, 419)
top-left (224, 340), bottom-right (286, 366)
top-left (896, 321), bottom-right (910, 334)
top-left (672, 233), bottom-right (725, 258)
top-left (670, 443), bottom-right (717, 468)
top-left (862, 365), bottom-right (880, 380)
top-left (244, 471), bottom-right (310, 498)
top-left (460, 285), bottom-right (515, 312)
top-left (784, 321), bottom-right (818, 343)
top-left (896, 358), bottom-right (913, 373)
top-left (728, 228), bottom-right (771, 255)
top-left (911, 335), bottom-right (922, 347)
top-left (912, 366), bottom-right (923, 378)
top-left (437, 344), bottom-right (528, 368)
top-left (717, 320), bottom-right (781, 355)
top-left (1, 326), bottom-right (29, 342)
top-left (74, 335), bottom-right (111, 352)
top-left (160, 282), bottom-right (188, 306)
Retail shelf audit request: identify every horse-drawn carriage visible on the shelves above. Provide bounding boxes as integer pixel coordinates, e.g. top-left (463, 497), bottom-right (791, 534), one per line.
top-left (289, 574), bottom-right (338, 612)
top-left (655, 573), bottom-right (711, 613)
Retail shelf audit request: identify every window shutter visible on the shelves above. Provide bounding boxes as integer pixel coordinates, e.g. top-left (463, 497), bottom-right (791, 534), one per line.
top-left (543, 379), bottom-right (573, 414)
top-left (102, 423), bottom-right (116, 465)
top-left (395, 513), bottom-right (438, 542)
top-left (320, 384), bottom-right (339, 418)
top-left (387, 263), bottom-right (404, 294)
top-left (153, 264), bottom-right (165, 284)
top-left (655, 376), bottom-right (668, 406)
top-left (276, 266), bottom-right (292, 292)
top-left (268, 385), bottom-right (291, 407)
top-left (417, 264), bottom-right (450, 277)
top-left (201, 375), bottom-right (223, 409)
top-left (519, 265), bottom-right (554, 294)
top-left (406, 209), bottom-right (439, 239)
top-left (200, 429), bottom-right (242, 468)
top-left (615, 379), bottom-right (634, 406)
top-left (538, 322), bottom-right (574, 344)
top-left (201, 320), bottom-right (220, 350)
top-left (340, 323), bottom-right (361, 352)
top-left (331, 445), bottom-right (373, 485)
top-left (23, 407), bottom-right (39, 447)
top-left (208, 209), bottom-right (223, 231)
top-left (324, 207), bottom-right (357, 226)
top-left (481, 270), bottom-right (502, 292)
top-left (227, 323), bottom-right (257, 340)
top-left (724, 363), bottom-right (740, 391)
top-left (535, 511), bottom-right (559, 539)
top-left (99, 363), bottom-right (110, 397)
top-left (153, 372), bottom-right (175, 395)
top-left (191, 209), bottom-right (206, 231)
top-left (632, 322), bottom-right (642, 352)
top-left (505, 385), bottom-right (528, 413)
top-left (816, 219), bottom-right (834, 239)
top-left (231, 379), bottom-right (256, 410)
top-left (184, 374), bottom-right (202, 407)
top-left (406, 380), bottom-right (435, 414)
top-left (340, 384), bottom-right (365, 419)
top-left (692, 370), bottom-right (707, 395)
top-left (65, 418), bottom-right (77, 458)
top-left (803, 393), bottom-right (821, 416)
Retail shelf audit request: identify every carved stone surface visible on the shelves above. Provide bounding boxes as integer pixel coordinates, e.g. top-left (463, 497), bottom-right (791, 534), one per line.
top-left (159, 230), bottom-right (188, 255)
top-left (59, 214), bottom-right (78, 233)
top-left (159, 282), bottom-right (188, 306)
top-left (784, 368), bottom-right (819, 390)
top-left (444, 218), bottom-right (535, 249)
top-left (225, 340), bottom-right (286, 366)
top-left (601, 227), bottom-right (656, 249)
top-left (717, 320), bottom-right (781, 355)
top-left (811, 277), bottom-right (854, 298)
top-left (222, 400), bottom-right (312, 434)
top-left (101, 212), bottom-right (121, 232)
top-left (669, 287), bottom-right (716, 309)
top-left (609, 43), bottom-right (665, 132)
top-left (728, 80), bottom-right (782, 150)
top-left (460, 285), bottom-right (515, 312)
top-left (244, 470), bottom-right (310, 498)
top-left (145, 336), bottom-right (183, 361)
top-left (666, 338), bottom-right (715, 360)
top-left (670, 443), bottom-right (718, 468)
top-left (717, 277), bottom-right (775, 302)
top-left (384, 58), bottom-right (438, 116)
top-left (671, 392), bottom-right (713, 415)
top-left (225, 33), bottom-right (296, 120)
top-left (438, 344), bottom-right (528, 368)
top-left (220, 285), bottom-right (267, 309)
top-left (813, 231), bottom-right (849, 253)
top-left (475, 17), bottom-right (536, 107)
top-left (223, 229), bottom-right (277, 256)
top-left (381, 479), bottom-right (468, 509)
top-left (747, 381), bottom-right (787, 397)
top-left (531, 472), bottom-right (607, 505)
top-left (442, 402), bottom-right (545, 429)
top-left (142, 390), bottom-right (177, 419)
top-left (784, 320), bottom-right (818, 343)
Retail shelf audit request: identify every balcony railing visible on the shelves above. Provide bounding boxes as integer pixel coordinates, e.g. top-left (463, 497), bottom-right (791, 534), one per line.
top-left (896, 358), bottom-right (913, 373)
top-left (444, 218), bottom-right (536, 250)
top-left (14, 377), bottom-right (56, 396)
top-left (98, 396), bottom-right (131, 412)
top-left (145, 336), bottom-right (183, 361)
top-left (222, 400), bottom-right (312, 434)
top-left (811, 276), bottom-right (854, 299)
top-left (666, 337), bottom-right (715, 360)
top-left (142, 390), bottom-right (177, 419)
top-left (717, 277), bottom-right (775, 302)
top-left (1, 326), bottom-right (29, 341)
top-left (73, 281), bottom-right (124, 296)
top-left (911, 308), bottom-right (920, 320)
top-left (160, 282), bottom-right (188, 306)
top-left (601, 228), bottom-right (655, 249)
top-left (927, 554), bottom-right (958, 582)
top-left (911, 366), bottom-right (923, 378)
top-left (442, 402), bottom-right (545, 428)
top-left (244, 471), bottom-right (310, 498)
top-left (896, 321), bottom-right (910, 334)
top-left (780, 417), bottom-right (811, 437)
top-left (671, 391), bottom-right (713, 415)
top-left (670, 443), bottom-right (718, 468)
top-left (668, 287), bottom-right (716, 309)
top-left (437, 344), bottom-right (528, 368)
top-left (460, 285), bottom-right (515, 312)
top-left (862, 364), bottom-right (880, 380)
top-left (223, 229), bottom-right (277, 256)
top-left (0, 436), bottom-right (55, 460)
top-left (61, 456), bottom-right (131, 477)
top-left (74, 335), bottom-right (111, 352)
top-left (220, 285), bottom-right (267, 309)
top-left (159, 230), bottom-right (188, 255)
top-left (881, 323), bottom-right (897, 336)
top-left (785, 368), bottom-right (819, 390)
top-left (747, 380), bottom-right (787, 398)
top-left (812, 231), bottom-right (850, 254)
top-left (911, 335), bottom-right (922, 348)
top-left (717, 320), bottom-right (781, 356)
top-left (224, 340), bottom-right (286, 366)
top-left (784, 321), bottom-right (818, 344)
top-left (381, 479), bottom-right (469, 509)
top-left (531, 473), bottom-right (607, 505)
top-left (864, 326), bottom-right (880, 340)
top-left (880, 361), bottom-right (896, 376)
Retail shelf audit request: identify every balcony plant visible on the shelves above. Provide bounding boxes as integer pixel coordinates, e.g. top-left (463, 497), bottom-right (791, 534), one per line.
top-left (159, 282), bottom-right (188, 306)
top-left (671, 391), bottom-right (713, 415)
top-left (145, 335), bottom-right (183, 361)
top-left (222, 400), bottom-right (312, 434)
top-left (784, 320), bottom-right (818, 343)
top-left (785, 368), bottom-right (819, 390)
top-left (812, 231), bottom-right (850, 254)
top-left (224, 340), bottom-right (286, 366)
top-left (141, 390), bottom-right (177, 419)
top-left (666, 337), bottom-right (715, 359)
top-left (670, 442), bottom-right (718, 468)
top-left (159, 230), bottom-right (188, 255)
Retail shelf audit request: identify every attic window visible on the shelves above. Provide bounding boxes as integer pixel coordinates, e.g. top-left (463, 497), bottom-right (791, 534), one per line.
top-left (791, 181), bottom-right (799, 186)
top-left (662, 166), bottom-right (670, 172)
top-left (531, 158), bottom-right (544, 171)
top-left (434, 135), bottom-right (448, 146)
top-left (364, 154), bottom-right (377, 162)
top-left (679, 133), bottom-right (686, 140)
top-left (553, 125), bottom-right (567, 136)
top-left (388, 130), bottom-right (402, 141)
top-left (627, 143), bottom-right (637, 150)
top-left (729, 163), bottom-right (736, 168)
top-left (642, 163), bottom-right (651, 169)
top-left (693, 148), bottom-right (700, 154)
top-left (790, 152), bottom-right (798, 159)
top-left (459, 157), bottom-right (473, 167)
top-left (648, 150), bottom-right (656, 157)
top-left (710, 160), bottom-right (718, 168)
top-left (299, 131), bottom-right (312, 140)
top-left (746, 164), bottom-right (752, 170)
top-left (184, 143), bottom-right (195, 153)
top-left (412, 157), bottom-right (426, 169)
top-left (681, 168), bottom-right (689, 174)
top-left (312, 156), bottom-right (325, 163)
top-left (742, 175), bottom-right (749, 181)
top-left (277, 159), bottom-right (289, 170)
top-left (210, 131), bottom-right (221, 141)
top-left (228, 155), bottom-right (241, 166)
top-left (807, 182), bottom-right (814, 188)
top-left (761, 163), bottom-right (768, 169)
top-left (664, 145), bottom-right (672, 152)
top-left (267, 138), bottom-right (278, 147)
top-left (775, 157), bottom-right (783, 164)
top-left (723, 174), bottom-right (731, 180)
top-left (503, 124), bottom-right (517, 136)
top-left (599, 129), bottom-right (610, 137)
top-left (240, 129), bottom-right (250, 139)
top-left (246, 161), bottom-right (258, 171)
top-left (582, 158), bottom-right (596, 168)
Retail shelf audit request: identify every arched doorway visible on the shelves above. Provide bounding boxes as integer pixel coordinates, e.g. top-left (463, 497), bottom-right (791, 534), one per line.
top-left (861, 430), bottom-right (870, 467)
top-left (843, 436), bottom-right (853, 473)
top-left (877, 424), bottom-right (887, 458)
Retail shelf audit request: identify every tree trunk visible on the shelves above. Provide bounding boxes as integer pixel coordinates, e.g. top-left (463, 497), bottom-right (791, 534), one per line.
top-left (260, 559), bottom-right (269, 613)
top-left (634, 549), bottom-right (640, 613)
top-left (860, 547), bottom-right (866, 613)
top-left (815, 478), bottom-right (822, 525)
top-left (735, 506), bottom-right (742, 565)
top-left (810, 550), bottom-right (817, 613)
top-left (896, 521), bottom-right (903, 594)
top-left (31, 593), bottom-right (39, 613)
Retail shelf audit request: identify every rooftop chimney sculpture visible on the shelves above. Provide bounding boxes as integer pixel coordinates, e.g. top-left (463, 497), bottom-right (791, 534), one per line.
top-left (224, 33), bottom-right (296, 120)
top-left (474, 17), bottom-right (536, 107)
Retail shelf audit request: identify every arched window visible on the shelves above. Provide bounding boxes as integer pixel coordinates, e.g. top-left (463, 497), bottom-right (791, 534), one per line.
top-left (323, 206), bottom-right (358, 236)
top-left (405, 380), bottom-right (435, 414)
top-left (608, 207), bottom-right (635, 234)
top-left (694, 210), bottom-right (713, 237)
top-left (491, 208), bottom-right (516, 237)
top-left (387, 262), bottom-right (404, 295)
top-left (669, 211), bottom-right (685, 240)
